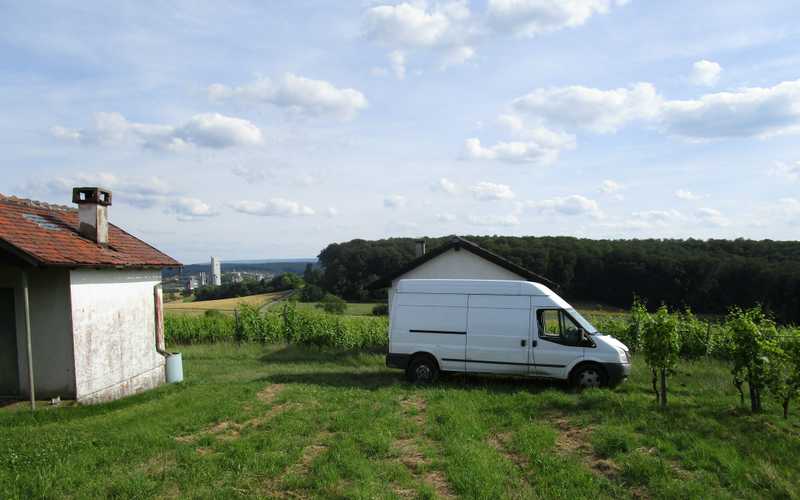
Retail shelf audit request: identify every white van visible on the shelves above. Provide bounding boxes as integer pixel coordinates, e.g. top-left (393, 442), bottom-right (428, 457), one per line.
top-left (386, 279), bottom-right (631, 388)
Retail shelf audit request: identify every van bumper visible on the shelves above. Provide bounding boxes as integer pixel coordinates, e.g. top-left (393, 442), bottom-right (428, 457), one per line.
top-left (386, 353), bottom-right (411, 369)
top-left (603, 362), bottom-right (631, 387)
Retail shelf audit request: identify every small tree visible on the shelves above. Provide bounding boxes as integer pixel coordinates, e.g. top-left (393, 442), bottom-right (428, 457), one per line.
top-left (767, 332), bottom-right (800, 419)
top-left (641, 305), bottom-right (680, 408)
top-left (317, 294), bottom-right (347, 315)
top-left (725, 307), bottom-right (777, 413)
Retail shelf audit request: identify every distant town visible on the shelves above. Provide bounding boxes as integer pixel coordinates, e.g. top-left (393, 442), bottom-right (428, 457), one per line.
top-left (161, 257), bottom-right (316, 296)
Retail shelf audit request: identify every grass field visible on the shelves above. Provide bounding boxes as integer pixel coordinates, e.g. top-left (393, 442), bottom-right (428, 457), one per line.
top-left (164, 292), bottom-right (285, 316)
top-left (2, 344), bottom-right (798, 499)
top-left (294, 301), bottom-right (382, 316)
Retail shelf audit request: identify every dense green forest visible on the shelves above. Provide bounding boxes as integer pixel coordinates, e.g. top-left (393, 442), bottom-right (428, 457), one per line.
top-left (317, 236), bottom-right (800, 324)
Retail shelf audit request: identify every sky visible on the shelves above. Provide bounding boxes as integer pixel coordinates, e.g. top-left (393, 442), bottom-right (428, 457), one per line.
top-left (2, 1), bottom-right (799, 264)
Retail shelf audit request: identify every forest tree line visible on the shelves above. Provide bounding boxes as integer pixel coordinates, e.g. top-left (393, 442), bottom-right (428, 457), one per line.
top-left (316, 236), bottom-right (800, 324)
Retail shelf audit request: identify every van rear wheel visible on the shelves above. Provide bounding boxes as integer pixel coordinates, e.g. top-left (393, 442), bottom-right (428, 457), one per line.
top-left (571, 364), bottom-right (607, 390)
top-left (406, 355), bottom-right (439, 384)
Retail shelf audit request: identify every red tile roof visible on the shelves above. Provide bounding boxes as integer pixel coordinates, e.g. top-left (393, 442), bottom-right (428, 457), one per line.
top-left (0, 195), bottom-right (181, 268)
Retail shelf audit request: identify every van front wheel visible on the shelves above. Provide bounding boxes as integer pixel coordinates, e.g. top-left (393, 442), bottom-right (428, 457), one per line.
top-left (571, 363), bottom-right (608, 390)
top-left (406, 355), bottom-right (439, 384)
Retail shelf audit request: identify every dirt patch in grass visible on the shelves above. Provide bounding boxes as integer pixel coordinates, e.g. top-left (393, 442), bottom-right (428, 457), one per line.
top-left (554, 417), bottom-right (621, 479)
top-left (257, 383), bottom-right (285, 404)
top-left (175, 384), bottom-right (291, 445)
top-left (262, 431), bottom-right (334, 498)
top-left (487, 432), bottom-right (529, 469)
top-left (393, 395), bottom-right (456, 499)
top-left (400, 395), bottom-right (427, 426)
top-left (139, 454), bottom-right (176, 476)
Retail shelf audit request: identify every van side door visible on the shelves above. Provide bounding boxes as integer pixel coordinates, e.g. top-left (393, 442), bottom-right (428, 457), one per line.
top-left (391, 292), bottom-right (467, 373)
top-left (465, 294), bottom-right (531, 375)
top-left (531, 308), bottom-right (585, 379)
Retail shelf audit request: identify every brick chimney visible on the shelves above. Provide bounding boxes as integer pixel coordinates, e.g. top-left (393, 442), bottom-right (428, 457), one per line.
top-left (415, 239), bottom-right (426, 258)
top-left (72, 187), bottom-right (112, 245)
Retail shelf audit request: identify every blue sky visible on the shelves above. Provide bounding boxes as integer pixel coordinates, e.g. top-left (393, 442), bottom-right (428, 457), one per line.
top-left (2, 1), bottom-right (799, 263)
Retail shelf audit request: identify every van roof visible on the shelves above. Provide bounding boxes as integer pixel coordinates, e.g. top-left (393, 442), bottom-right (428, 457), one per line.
top-left (396, 279), bottom-right (554, 296)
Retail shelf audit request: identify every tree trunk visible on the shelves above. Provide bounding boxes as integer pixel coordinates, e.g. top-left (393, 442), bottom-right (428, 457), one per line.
top-left (660, 368), bottom-right (668, 408)
top-left (734, 381), bottom-right (744, 406)
top-left (784, 399), bottom-right (790, 419)
top-left (748, 374), bottom-right (758, 413)
top-left (651, 369), bottom-right (659, 403)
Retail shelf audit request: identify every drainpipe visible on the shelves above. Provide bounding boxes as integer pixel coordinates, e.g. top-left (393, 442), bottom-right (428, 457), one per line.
top-left (154, 284), bottom-right (169, 357)
top-left (21, 271), bottom-right (35, 410)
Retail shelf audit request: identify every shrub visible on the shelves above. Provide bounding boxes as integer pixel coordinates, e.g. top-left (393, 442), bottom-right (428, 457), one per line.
top-left (372, 304), bottom-right (389, 316)
top-left (300, 284), bottom-right (326, 302)
top-left (641, 305), bottom-right (680, 408)
top-left (724, 307), bottom-right (777, 413)
top-left (767, 329), bottom-right (800, 419)
top-left (317, 294), bottom-right (347, 315)
top-left (164, 303), bottom-right (389, 349)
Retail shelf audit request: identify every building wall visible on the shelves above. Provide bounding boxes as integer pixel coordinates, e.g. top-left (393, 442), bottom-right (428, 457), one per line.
top-left (0, 266), bottom-right (76, 399)
top-left (388, 248), bottom-right (524, 305)
top-left (69, 269), bottom-right (165, 404)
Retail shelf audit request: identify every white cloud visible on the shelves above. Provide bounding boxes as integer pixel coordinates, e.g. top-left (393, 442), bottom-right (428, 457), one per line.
top-left (209, 73), bottom-right (368, 120)
top-left (775, 198), bottom-right (800, 217)
top-left (469, 181), bottom-right (515, 200)
top-left (168, 197), bottom-right (220, 221)
top-left (229, 198), bottom-right (315, 217)
top-left (487, 0), bottom-right (629, 38)
top-left (512, 82), bottom-right (662, 133)
top-left (659, 80), bottom-right (800, 139)
top-left (689, 60), bottom-right (722, 87)
top-left (695, 207), bottom-right (730, 227)
top-left (231, 165), bottom-right (268, 184)
top-left (510, 78), bottom-right (800, 140)
top-left (463, 126), bottom-right (574, 165)
top-left (364, 1), bottom-right (475, 76)
top-left (20, 172), bottom-right (222, 223)
top-left (674, 189), bottom-right (703, 200)
top-left (389, 50), bottom-right (407, 79)
top-left (440, 45), bottom-right (475, 68)
top-left (326, 207), bottom-right (340, 218)
top-left (384, 194), bottom-right (407, 208)
top-left (525, 194), bottom-right (603, 218)
top-left (770, 160), bottom-right (800, 182)
top-left (433, 177), bottom-right (459, 194)
top-left (467, 213), bottom-right (520, 226)
top-left (631, 209), bottom-right (682, 224)
top-left (364, 1), bottom-right (467, 47)
top-left (52, 112), bottom-right (262, 151)
top-left (599, 179), bottom-right (622, 194)
top-left (436, 212), bottom-right (457, 222)
top-left (178, 113), bottom-right (263, 148)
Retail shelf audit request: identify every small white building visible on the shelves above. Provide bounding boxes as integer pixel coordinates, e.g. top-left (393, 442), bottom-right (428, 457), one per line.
top-left (369, 237), bottom-right (556, 304)
top-left (0, 187), bottom-right (181, 404)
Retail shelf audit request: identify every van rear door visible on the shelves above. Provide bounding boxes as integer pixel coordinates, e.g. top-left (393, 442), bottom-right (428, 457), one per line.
top-left (465, 294), bottom-right (531, 375)
top-left (391, 292), bottom-right (467, 373)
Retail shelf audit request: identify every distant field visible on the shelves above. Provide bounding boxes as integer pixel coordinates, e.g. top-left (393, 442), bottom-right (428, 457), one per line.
top-left (294, 301), bottom-right (382, 316)
top-left (164, 292), bottom-right (285, 316)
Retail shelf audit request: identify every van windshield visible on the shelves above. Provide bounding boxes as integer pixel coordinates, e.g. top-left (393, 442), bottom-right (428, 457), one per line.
top-left (567, 308), bottom-right (598, 334)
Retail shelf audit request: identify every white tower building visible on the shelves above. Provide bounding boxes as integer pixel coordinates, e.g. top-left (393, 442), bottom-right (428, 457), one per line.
top-left (210, 256), bottom-right (222, 286)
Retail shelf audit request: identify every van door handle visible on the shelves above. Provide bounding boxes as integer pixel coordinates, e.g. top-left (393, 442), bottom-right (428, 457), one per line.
top-left (520, 339), bottom-right (527, 347)
top-left (531, 340), bottom-right (537, 348)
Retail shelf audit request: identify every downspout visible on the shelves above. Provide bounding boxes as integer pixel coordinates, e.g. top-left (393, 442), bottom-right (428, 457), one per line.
top-left (154, 284), bottom-right (169, 357)
top-left (21, 271), bottom-right (35, 410)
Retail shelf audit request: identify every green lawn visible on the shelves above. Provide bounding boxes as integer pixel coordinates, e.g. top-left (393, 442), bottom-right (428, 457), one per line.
top-left (2, 344), bottom-right (799, 499)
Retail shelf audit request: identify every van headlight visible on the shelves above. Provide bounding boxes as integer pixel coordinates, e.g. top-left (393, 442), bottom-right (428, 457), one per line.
top-left (618, 349), bottom-right (630, 363)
